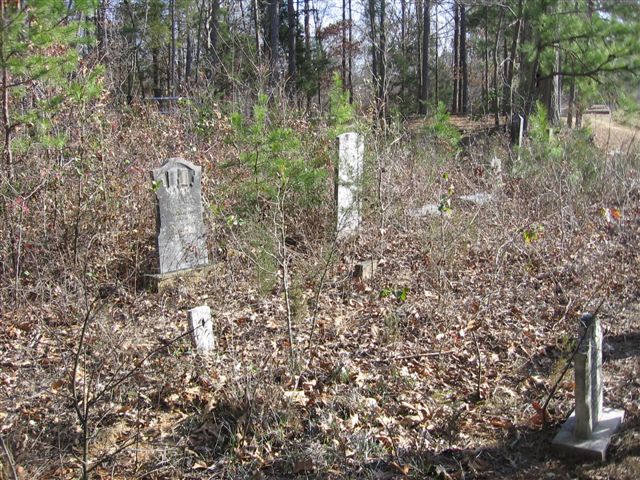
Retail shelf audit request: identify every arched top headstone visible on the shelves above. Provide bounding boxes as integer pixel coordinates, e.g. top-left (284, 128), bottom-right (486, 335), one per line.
top-left (151, 158), bottom-right (208, 274)
top-left (152, 158), bottom-right (201, 193)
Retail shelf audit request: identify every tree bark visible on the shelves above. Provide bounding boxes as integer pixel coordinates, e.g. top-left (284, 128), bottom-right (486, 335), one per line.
top-left (378, 0), bottom-right (386, 120)
top-left (209, 0), bottom-right (220, 71)
top-left (341, 0), bottom-right (346, 90)
top-left (493, 11), bottom-right (504, 126)
top-left (253, 0), bottom-right (263, 63)
top-left (460, 2), bottom-right (468, 114)
top-left (434, 1), bottom-right (439, 105)
top-left (288, 0), bottom-right (296, 91)
top-left (452, 2), bottom-right (459, 113)
top-left (268, 0), bottom-right (280, 85)
top-left (1, 0), bottom-right (12, 179)
top-left (506, 0), bottom-right (524, 118)
top-left (185, 31), bottom-right (192, 84)
top-left (348, 0), bottom-right (353, 103)
top-left (152, 47), bottom-right (161, 97)
top-left (567, 79), bottom-right (575, 128)
top-left (194, 0), bottom-right (206, 85)
top-left (368, 0), bottom-right (378, 110)
top-left (170, 0), bottom-right (176, 95)
top-left (484, 9), bottom-right (489, 113)
top-left (419, 1), bottom-right (430, 114)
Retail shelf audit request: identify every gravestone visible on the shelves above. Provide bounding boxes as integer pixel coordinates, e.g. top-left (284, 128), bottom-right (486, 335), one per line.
top-left (336, 132), bottom-right (364, 240)
top-left (188, 306), bottom-right (215, 354)
top-left (552, 314), bottom-right (625, 461)
top-left (151, 158), bottom-right (209, 275)
top-left (354, 259), bottom-right (378, 281)
top-left (489, 156), bottom-right (503, 188)
top-left (510, 114), bottom-right (526, 148)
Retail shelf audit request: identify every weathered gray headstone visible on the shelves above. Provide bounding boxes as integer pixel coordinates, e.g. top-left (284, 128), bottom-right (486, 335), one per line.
top-left (354, 259), bottom-right (378, 281)
top-left (336, 132), bottom-right (364, 240)
top-left (552, 314), bottom-right (624, 461)
top-left (152, 158), bottom-right (209, 274)
top-left (188, 306), bottom-right (215, 354)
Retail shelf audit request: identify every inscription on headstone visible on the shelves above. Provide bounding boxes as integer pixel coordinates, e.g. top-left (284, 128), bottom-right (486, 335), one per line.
top-left (552, 314), bottom-right (624, 461)
top-left (336, 132), bottom-right (364, 240)
top-left (152, 158), bottom-right (209, 274)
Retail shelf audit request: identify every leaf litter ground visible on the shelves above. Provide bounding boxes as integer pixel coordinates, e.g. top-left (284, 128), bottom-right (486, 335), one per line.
top-left (1, 130), bottom-right (639, 479)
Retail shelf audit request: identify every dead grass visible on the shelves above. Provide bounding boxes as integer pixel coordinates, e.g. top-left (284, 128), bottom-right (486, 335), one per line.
top-left (1, 106), bottom-right (639, 479)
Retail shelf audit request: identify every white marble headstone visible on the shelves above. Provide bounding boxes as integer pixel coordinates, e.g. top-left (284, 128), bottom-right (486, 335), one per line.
top-left (336, 132), bottom-right (364, 240)
top-left (188, 306), bottom-right (215, 354)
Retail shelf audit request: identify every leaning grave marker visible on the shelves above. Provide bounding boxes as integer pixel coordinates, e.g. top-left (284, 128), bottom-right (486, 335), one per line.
top-left (552, 313), bottom-right (624, 461)
top-left (335, 132), bottom-right (364, 240)
top-left (149, 158), bottom-right (209, 289)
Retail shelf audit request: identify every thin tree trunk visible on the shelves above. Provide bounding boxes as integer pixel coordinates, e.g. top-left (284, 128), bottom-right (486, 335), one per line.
top-left (368, 0), bottom-right (378, 112)
top-left (416, 0), bottom-right (422, 102)
top-left (550, 45), bottom-right (561, 124)
top-left (185, 32), bottom-right (192, 84)
top-left (452, 2), bottom-right (459, 113)
top-left (95, 0), bottom-right (107, 54)
top-left (378, 0), bottom-right (386, 120)
top-left (460, 2), bottom-right (468, 114)
top-left (269, 0), bottom-right (279, 85)
top-left (304, 0), bottom-right (311, 108)
top-left (288, 0), bottom-right (296, 90)
top-left (170, 0), bottom-right (176, 95)
top-left (341, 0), bottom-right (346, 90)
top-left (348, 0), bottom-right (353, 103)
top-left (434, 1), bottom-right (439, 105)
top-left (567, 79), bottom-right (575, 128)
top-left (484, 9), bottom-right (489, 113)
top-left (506, 0), bottom-right (524, 119)
top-left (419, 1), bottom-right (430, 114)
top-left (400, 0), bottom-right (406, 102)
top-left (152, 48), bottom-right (161, 97)
top-left (194, 0), bottom-right (206, 85)
top-left (253, 0), bottom-right (263, 63)
top-left (208, 0), bottom-right (220, 79)
top-left (493, 11), bottom-right (504, 126)
top-left (1, 0), bottom-right (12, 180)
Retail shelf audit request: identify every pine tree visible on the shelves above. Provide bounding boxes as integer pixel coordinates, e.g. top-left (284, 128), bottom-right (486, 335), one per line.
top-left (1, 0), bottom-right (98, 179)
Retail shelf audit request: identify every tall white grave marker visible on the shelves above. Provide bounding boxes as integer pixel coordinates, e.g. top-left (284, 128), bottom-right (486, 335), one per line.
top-left (336, 132), bottom-right (364, 240)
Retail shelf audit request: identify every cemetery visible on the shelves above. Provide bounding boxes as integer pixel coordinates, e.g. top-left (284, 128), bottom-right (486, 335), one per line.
top-left (0, 1), bottom-right (639, 479)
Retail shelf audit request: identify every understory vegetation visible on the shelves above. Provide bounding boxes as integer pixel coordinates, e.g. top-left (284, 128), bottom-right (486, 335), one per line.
top-left (1, 0), bottom-right (640, 478)
top-left (1, 90), bottom-right (639, 479)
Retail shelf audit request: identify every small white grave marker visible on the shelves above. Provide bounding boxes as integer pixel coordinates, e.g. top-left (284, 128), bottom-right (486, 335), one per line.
top-left (188, 306), bottom-right (215, 354)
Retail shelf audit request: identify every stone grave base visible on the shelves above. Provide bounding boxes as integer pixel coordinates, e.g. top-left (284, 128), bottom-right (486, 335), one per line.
top-left (145, 266), bottom-right (211, 293)
top-left (552, 407), bottom-right (625, 461)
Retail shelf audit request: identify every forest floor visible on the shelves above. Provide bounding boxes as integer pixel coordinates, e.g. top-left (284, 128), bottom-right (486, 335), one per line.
top-left (1, 114), bottom-right (639, 479)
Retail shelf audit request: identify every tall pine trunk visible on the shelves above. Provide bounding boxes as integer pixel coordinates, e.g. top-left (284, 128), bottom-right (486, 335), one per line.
top-left (348, 0), bottom-right (353, 103)
top-left (378, 0), bottom-right (386, 121)
top-left (170, 0), bottom-right (176, 95)
top-left (419, 1), bottom-right (430, 114)
top-left (288, 0), bottom-right (296, 91)
top-left (460, 2), bottom-right (468, 114)
top-left (452, 2), bottom-right (459, 113)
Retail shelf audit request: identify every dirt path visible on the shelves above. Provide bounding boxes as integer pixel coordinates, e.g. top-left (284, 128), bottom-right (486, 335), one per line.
top-left (583, 114), bottom-right (639, 153)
